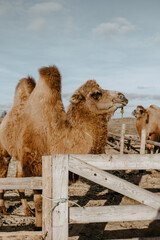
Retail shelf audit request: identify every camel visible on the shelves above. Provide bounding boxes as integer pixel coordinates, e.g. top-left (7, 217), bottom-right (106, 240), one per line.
top-left (0, 76), bottom-right (36, 215)
top-left (0, 65), bottom-right (128, 227)
top-left (132, 105), bottom-right (160, 152)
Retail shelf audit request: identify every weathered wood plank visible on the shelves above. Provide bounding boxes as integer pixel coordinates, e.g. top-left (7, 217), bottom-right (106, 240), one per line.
top-left (107, 140), bottom-right (131, 154)
top-left (140, 129), bottom-right (146, 154)
top-left (0, 177), bottom-right (42, 189)
top-left (42, 155), bottom-right (53, 240)
top-left (69, 205), bottom-right (160, 223)
top-left (69, 157), bottom-right (160, 210)
top-left (69, 154), bottom-right (160, 170)
top-left (109, 132), bottom-right (160, 147)
top-left (109, 132), bottom-right (140, 142)
top-left (1, 154), bottom-right (160, 190)
top-left (0, 231), bottom-right (42, 239)
top-left (120, 124), bottom-right (126, 154)
top-left (52, 155), bottom-right (69, 240)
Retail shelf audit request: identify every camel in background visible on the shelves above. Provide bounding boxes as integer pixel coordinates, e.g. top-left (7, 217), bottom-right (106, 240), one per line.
top-left (0, 65), bottom-right (128, 227)
top-left (132, 105), bottom-right (160, 153)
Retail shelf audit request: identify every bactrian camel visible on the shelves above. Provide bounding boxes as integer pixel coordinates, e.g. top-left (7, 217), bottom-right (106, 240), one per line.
top-left (132, 105), bottom-right (160, 153)
top-left (0, 65), bottom-right (128, 227)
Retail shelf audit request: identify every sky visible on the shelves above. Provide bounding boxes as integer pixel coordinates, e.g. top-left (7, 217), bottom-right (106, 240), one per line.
top-left (1, 0), bottom-right (160, 118)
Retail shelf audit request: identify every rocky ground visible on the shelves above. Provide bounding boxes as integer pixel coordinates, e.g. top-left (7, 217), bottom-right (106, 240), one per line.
top-left (0, 117), bottom-right (160, 239)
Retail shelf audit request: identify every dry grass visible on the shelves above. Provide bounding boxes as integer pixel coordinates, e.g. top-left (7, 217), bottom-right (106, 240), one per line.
top-left (108, 117), bottom-right (137, 135)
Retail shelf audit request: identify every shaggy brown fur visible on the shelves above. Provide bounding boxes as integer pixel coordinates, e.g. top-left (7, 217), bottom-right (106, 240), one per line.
top-left (0, 142), bottom-right (10, 178)
top-left (0, 66), bottom-right (65, 227)
top-left (132, 105), bottom-right (160, 152)
top-left (39, 66), bottom-right (61, 91)
top-left (0, 76), bottom-right (36, 157)
top-left (64, 80), bottom-right (128, 154)
top-left (0, 76), bottom-right (35, 215)
top-left (15, 76), bottom-right (36, 103)
top-left (0, 65), bottom-right (128, 227)
top-left (21, 79), bottom-right (128, 175)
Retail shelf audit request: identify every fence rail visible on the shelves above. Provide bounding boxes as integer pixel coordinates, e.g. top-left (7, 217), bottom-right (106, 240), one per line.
top-left (108, 132), bottom-right (160, 147)
top-left (0, 177), bottom-right (42, 189)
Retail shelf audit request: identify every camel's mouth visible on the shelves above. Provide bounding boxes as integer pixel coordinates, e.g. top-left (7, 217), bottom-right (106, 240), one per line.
top-left (100, 97), bottom-right (128, 113)
top-left (121, 99), bottom-right (128, 106)
top-left (100, 100), bottom-right (127, 113)
top-left (113, 99), bottom-right (128, 108)
top-left (112, 94), bottom-right (128, 109)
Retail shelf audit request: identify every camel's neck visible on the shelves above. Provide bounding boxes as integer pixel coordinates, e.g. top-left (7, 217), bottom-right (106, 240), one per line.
top-left (69, 103), bottom-right (109, 123)
top-left (136, 115), bottom-right (147, 137)
top-left (67, 105), bottom-right (109, 154)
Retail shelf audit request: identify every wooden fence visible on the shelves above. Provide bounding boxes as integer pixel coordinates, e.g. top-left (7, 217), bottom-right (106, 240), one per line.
top-left (108, 124), bottom-right (160, 154)
top-left (0, 153), bottom-right (160, 239)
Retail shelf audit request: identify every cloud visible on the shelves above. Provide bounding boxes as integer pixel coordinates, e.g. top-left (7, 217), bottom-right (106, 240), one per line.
top-left (0, 1), bottom-right (9, 16)
top-left (125, 93), bottom-right (160, 101)
top-left (0, 67), bottom-right (21, 79)
top-left (0, 1), bottom-right (19, 16)
top-left (30, 1), bottom-right (63, 15)
top-left (64, 17), bottom-right (75, 34)
top-left (136, 86), bottom-right (152, 90)
top-left (153, 33), bottom-right (160, 45)
top-left (0, 0), bottom-right (24, 16)
top-left (28, 2), bottom-right (63, 33)
top-left (27, 18), bottom-right (46, 32)
top-left (93, 17), bottom-right (135, 38)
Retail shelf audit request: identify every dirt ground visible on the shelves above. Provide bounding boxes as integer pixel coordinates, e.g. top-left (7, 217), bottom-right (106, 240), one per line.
top-left (1, 117), bottom-right (160, 239)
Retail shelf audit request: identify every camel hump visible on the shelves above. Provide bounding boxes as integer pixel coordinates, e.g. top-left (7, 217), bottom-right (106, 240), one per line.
top-left (39, 65), bottom-right (61, 91)
top-left (14, 76), bottom-right (36, 105)
top-left (16, 76), bottom-right (36, 93)
top-left (149, 105), bottom-right (160, 110)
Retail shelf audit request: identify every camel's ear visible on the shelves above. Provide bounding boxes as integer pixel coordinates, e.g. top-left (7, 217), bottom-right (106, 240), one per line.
top-left (70, 92), bottom-right (85, 104)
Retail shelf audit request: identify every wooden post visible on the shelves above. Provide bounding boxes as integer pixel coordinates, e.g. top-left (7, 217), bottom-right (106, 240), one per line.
top-left (52, 154), bottom-right (69, 240)
top-left (42, 155), bottom-right (53, 240)
top-left (42, 155), bottom-right (69, 240)
top-left (120, 124), bottom-right (126, 154)
top-left (140, 129), bottom-right (146, 154)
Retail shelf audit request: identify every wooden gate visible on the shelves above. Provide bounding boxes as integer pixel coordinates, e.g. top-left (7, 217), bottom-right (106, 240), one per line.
top-left (0, 154), bottom-right (160, 239)
top-left (42, 154), bottom-right (160, 240)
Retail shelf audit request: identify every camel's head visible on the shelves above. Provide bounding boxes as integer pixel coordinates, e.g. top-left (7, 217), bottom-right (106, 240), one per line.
top-left (70, 80), bottom-right (128, 115)
top-left (132, 105), bottom-right (147, 118)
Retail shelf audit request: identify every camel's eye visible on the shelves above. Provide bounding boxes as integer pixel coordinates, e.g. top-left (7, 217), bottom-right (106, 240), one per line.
top-left (91, 91), bottom-right (102, 100)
